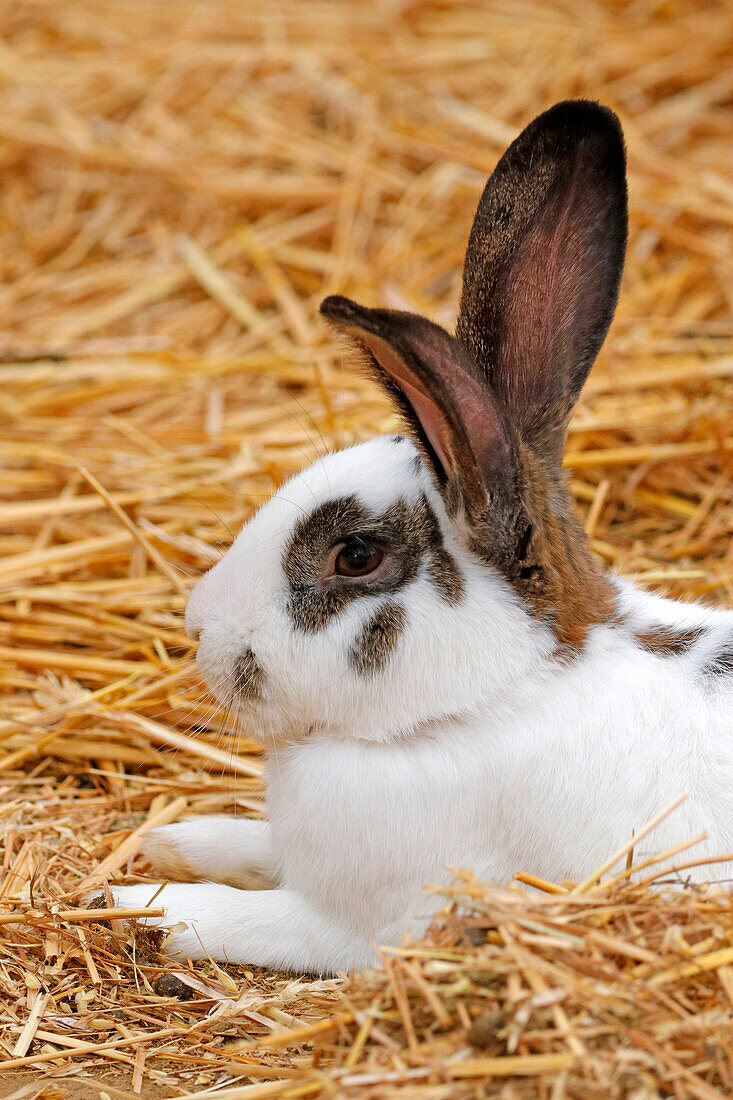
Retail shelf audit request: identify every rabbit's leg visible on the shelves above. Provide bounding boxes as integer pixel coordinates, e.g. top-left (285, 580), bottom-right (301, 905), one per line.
top-left (141, 817), bottom-right (278, 889)
top-left (106, 883), bottom-right (374, 973)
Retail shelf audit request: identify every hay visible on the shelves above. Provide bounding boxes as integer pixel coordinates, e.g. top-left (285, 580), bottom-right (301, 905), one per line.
top-left (0, 0), bottom-right (731, 1095)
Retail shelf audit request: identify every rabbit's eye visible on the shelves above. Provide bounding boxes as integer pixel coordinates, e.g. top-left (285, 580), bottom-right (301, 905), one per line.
top-left (334, 538), bottom-right (384, 578)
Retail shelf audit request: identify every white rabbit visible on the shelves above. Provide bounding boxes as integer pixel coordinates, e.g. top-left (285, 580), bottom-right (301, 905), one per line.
top-left (109, 101), bottom-right (733, 974)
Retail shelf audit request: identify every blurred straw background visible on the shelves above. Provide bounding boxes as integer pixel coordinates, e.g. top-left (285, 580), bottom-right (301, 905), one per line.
top-left (0, 0), bottom-right (731, 1095)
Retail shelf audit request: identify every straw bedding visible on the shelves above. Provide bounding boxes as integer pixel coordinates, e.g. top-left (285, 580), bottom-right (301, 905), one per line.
top-left (0, 0), bottom-right (731, 1095)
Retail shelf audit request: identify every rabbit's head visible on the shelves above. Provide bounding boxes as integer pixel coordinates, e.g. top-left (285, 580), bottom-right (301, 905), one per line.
top-left (186, 100), bottom-right (628, 747)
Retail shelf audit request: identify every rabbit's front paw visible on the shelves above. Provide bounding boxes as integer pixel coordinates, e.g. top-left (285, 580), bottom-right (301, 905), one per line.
top-left (98, 884), bottom-right (375, 971)
top-left (140, 817), bottom-right (278, 889)
top-left (104, 882), bottom-right (217, 960)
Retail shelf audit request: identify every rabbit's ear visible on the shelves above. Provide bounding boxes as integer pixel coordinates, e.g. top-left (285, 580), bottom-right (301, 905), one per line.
top-left (456, 100), bottom-right (627, 468)
top-left (320, 295), bottom-right (517, 518)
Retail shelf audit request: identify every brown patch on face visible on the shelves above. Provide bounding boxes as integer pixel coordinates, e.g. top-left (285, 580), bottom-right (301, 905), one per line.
top-left (234, 647), bottom-right (264, 702)
top-left (467, 439), bottom-right (616, 650)
top-left (410, 451), bottom-right (424, 477)
top-left (283, 492), bottom-right (463, 633)
top-left (427, 543), bottom-right (464, 604)
top-left (283, 497), bottom-right (370, 632)
top-left (401, 494), bottom-right (464, 603)
top-left (634, 626), bottom-right (705, 657)
top-left (349, 601), bottom-right (406, 675)
top-left (705, 643), bottom-right (733, 678)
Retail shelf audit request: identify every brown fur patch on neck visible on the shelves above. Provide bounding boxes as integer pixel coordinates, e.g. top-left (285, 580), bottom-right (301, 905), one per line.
top-left (635, 626), bottom-right (704, 656)
top-left (468, 440), bottom-right (615, 649)
top-left (515, 443), bottom-right (616, 648)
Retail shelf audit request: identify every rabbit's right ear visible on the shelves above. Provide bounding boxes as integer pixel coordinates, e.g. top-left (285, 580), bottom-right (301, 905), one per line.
top-left (319, 295), bottom-right (518, 525)
top-left (456, 100), bottom-right (628, 468)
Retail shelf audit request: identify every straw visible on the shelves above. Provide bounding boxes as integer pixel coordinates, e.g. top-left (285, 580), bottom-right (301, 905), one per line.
top-left (0, 0), bottom-right (731, 1095)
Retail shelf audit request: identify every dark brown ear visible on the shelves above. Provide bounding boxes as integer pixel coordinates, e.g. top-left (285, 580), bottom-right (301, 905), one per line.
top-left (456, 99), bottom-right (627, 468)
top-left (319, 295), bottom-right (517, 520)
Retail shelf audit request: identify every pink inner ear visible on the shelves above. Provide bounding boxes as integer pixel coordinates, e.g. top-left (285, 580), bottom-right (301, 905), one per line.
top-left (389, 373), bottom-right (455, 474)
top-left (504, 192), bottom-right (580, 375)
top-left (496, 163), bottom-right (615, 440)
top-left (358, 332), bottom-right (456, 475)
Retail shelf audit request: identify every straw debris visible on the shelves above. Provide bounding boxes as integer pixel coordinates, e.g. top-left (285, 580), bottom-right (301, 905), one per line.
top-left (0, 0), bottom-right (731, 1095)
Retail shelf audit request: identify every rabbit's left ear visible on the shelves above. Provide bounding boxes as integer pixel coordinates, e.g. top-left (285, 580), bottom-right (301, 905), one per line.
top-left (457, 100), bottom-right (628, 468)
top-left (319, 295), bottom-right (518, 521)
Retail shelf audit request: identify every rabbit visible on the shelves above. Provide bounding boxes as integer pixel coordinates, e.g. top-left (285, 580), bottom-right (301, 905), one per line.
top-left (107, 100), bottom-right (733, 974)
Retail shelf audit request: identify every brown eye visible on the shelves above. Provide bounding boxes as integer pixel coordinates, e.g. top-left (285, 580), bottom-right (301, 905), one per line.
top-left (334, 538), bottom-right (384, 578)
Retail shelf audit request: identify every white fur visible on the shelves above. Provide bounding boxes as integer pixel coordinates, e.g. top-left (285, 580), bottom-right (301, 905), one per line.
top-left (109, 436), bottom-right (733, 973)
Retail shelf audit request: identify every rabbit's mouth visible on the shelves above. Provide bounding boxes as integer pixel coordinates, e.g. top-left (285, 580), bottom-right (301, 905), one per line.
top-left (232, 647), bottom-right (264, 704)
top-left (199, 654), bottom-right (283, 746)
top-left (194, 630), bottom-right (267, 715)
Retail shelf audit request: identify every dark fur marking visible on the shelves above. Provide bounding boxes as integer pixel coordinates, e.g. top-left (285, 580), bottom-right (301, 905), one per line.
top-left (349, 601), bottom-right (406, 675)
top-left (234, 647), bottom-right (264, 701)
top-left (634, 626), bottom-right (705, 657)
top-left (705, 643), bottom-right (733, 678)
top-left (428, 545), bottom-right (464, 603)
top-left (383, 494), bottom-right (464, 605)
top-left (283, 494), bottom-right (463, 633)
top-left (283, 497), bottom-right (371, 633)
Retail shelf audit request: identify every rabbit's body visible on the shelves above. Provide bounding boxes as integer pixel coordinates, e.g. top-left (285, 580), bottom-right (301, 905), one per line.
top-left (270, 580), bottom-right (733, 927)
top-left (107, 101), bottom-right (733, 973)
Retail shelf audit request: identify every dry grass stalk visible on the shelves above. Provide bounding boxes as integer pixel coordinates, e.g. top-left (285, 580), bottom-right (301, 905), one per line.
top-left (0, 0), bottom-right (731, 1095)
